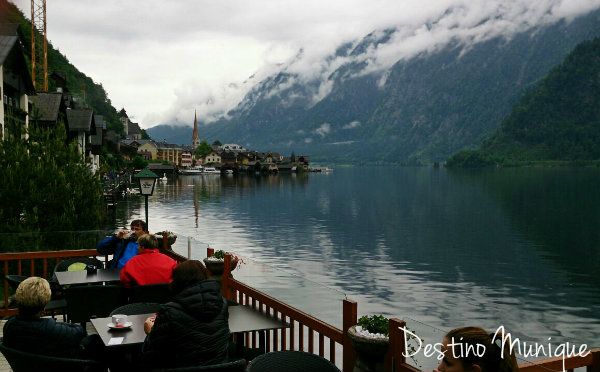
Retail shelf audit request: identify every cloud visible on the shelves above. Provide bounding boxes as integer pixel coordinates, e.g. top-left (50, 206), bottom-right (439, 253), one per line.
top-left (329, 141), bottom-right (356, 145)
top-left (11, 0), bottom-right (600, 128)
top-left (315, 123), bottom-right (331, 137)
top-left (343, 121), bottom-right (361, 130)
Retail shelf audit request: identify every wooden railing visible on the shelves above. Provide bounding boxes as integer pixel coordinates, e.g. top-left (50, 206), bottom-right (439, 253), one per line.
top-left (0, 249), bottom-right (108, 317)
top-left (214, 249), bottom-right (417, 372)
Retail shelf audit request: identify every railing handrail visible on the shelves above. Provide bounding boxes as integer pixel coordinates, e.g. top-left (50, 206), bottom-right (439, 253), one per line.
top-left (0, 249), bottom-right (100, 261)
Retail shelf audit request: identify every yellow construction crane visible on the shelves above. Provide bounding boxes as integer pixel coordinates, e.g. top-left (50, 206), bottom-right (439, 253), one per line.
top-left (30, 0), bottom-right (47, 91)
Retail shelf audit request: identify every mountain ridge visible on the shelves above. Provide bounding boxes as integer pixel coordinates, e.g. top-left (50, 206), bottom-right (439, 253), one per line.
top-left (149, 8), bottom-right (600, 164)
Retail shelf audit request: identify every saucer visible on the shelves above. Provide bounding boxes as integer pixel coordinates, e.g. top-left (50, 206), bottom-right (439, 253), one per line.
top-left (107, 321), bottom-right (133, 329)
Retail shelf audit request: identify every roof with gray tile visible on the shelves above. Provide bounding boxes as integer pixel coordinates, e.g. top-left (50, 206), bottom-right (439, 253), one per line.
top-left (31, 93), bottom-right (63, 121)
top-left (66, 109), bottom-right (94, 132)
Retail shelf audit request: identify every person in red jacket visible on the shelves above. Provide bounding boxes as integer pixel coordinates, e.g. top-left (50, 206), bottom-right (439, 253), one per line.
top-left (120, 233), bottom-right (178, 287)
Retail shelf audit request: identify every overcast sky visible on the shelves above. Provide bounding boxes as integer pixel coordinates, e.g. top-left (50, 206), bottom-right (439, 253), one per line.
top-left (11, 0), bottom-right (600, 129)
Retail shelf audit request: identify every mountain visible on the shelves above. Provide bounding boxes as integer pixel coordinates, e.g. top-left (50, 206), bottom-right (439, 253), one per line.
top-left (447, 36), bottom-right (600, 167)
top-left (0, 0), bottom-right (122, 133)
top-left (146, 125), bottom-right (192, 147)
top-left (152, 7), bottom-right (600, 165)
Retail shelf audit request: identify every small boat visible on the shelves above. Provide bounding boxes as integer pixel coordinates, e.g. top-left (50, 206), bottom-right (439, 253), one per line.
top-left (202, 167), bottom-right (220, 174)
top-left (181, 166), bottom-right (203, 175)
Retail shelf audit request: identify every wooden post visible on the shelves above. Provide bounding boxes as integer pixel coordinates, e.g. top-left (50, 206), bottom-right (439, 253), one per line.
top-left (162, 231), bottom-right (168, 250)
top-left (387, 318), bottom-right (406, 372)
top-left (343, 299), bottom-right (357, 372)
top-left (589, 349), bottom-right (600, 372)
top-left (222, 253), bottom-right (232, 300)
top-left (207, 247), bottom-right (214, 257)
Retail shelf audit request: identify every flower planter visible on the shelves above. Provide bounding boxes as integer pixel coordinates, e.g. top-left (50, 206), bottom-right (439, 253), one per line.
top-left (347, 325), bottom-right (389, 372)
top-left (155, 232), bottom-right (177, 249)
top-left (203, 258), bottom-right (238, 277)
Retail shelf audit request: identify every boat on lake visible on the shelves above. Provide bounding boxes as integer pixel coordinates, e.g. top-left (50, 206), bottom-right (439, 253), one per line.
top-left (203, 167), bottom-right (220, 174)
top-left (181, 166), bottom-right (203, 175)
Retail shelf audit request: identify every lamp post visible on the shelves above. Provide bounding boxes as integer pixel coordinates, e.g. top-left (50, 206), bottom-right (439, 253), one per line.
top-left (134, 168), bottom-right (159, 230)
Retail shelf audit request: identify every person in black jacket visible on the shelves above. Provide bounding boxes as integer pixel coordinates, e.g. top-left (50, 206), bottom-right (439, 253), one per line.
top-left (3, 277), bottom-right (87, 357)
top-left (141, 260), bottom-right (230, 369)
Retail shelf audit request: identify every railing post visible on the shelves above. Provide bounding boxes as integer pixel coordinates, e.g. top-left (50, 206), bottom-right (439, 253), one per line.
top-left (162, 231), bottom-right (168, 250)
top-left (222, 253), bottom-right (232, 300)
top-left (388, 318), bottom-right (417, 372)
top-left (207, 247), bottom-right (214, 257)
top-left (589, 349), bottom-right (600, 372)
top-left (343, 299), bottom-right (357, 372)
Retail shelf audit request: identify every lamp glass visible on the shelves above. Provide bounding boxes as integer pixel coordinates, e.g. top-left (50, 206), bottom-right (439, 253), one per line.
top-left (139, 177), bottom-right (156, 195)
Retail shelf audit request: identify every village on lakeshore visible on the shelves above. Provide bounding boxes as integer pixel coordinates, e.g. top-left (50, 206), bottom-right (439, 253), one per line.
top-left (1, 23), bottom-right (328, 178)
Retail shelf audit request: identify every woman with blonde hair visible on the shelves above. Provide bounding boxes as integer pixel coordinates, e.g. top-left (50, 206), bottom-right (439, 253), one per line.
top-left (2, 277), bottom-right (87, 357)
top-left (437, 326), bottom-right (520, 372)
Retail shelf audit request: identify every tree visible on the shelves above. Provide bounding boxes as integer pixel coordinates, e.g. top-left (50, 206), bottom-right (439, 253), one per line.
top-left (141, 129), bottom-right (151, 140)
top-left (194, 140), bottom-right (212, 158)
top-left (212, 140), bottom-right (222, 146)
top-left (291, 151), bottom-right (296, 162)
top-left (0, 118), bottom-right (105, 233)
top-left (132, 155), bottom-right (148, 169)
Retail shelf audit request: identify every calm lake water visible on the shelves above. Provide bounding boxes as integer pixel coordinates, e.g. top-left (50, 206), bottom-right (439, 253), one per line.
top-left (112, 166), bottom-right (600, 366)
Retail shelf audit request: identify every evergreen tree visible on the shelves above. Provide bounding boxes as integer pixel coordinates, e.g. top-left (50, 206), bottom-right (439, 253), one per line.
top-left (0, 117), bottom-right (105, 233)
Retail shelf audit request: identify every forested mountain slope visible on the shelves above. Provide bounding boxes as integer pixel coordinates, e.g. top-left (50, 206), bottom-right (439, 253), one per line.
top-left (447, 37), bottom-right (600, 167)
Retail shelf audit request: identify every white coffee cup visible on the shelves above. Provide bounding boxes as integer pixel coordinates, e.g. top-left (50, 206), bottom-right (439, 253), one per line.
top-left (112, 314), bottom-right (127, 326)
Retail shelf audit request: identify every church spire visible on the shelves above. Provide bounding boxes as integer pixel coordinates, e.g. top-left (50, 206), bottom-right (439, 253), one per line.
top-left (192, 110), bottom-right (201, 149)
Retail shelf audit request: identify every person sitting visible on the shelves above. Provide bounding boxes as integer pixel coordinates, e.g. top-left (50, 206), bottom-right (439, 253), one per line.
top-left (3, 277), bottom-right (89, 358)
top-left (96, 219), bottom-right (148, 269)
top-left (120, 233), bottom-right (178, 287)
top-left (141, 260), bottom-right (230, 369)
top-left (437, 326), bottom-right (520, 372)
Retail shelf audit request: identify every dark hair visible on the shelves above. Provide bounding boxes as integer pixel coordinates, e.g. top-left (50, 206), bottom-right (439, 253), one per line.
top-left (130, 219), bottom-right (147, 231)
top-left (171, 260), bottom-right (207, 294)
top-left (445, 327), bottom-right (519, 372)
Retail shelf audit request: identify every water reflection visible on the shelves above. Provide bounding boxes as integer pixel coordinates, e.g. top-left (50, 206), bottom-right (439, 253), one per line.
top-left (111, 168), bottom-right (600, 351)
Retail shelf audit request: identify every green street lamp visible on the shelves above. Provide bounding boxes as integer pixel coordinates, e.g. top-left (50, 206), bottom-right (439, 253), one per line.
top-left (134, 168), bottom-right (159, 230)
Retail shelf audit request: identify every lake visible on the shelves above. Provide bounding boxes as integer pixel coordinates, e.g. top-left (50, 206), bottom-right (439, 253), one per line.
top-left (111, 166), bottom-right (600, 367)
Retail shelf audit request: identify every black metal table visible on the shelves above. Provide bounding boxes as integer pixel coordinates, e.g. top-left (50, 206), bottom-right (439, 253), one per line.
top-left (54, 268), bottom-right (121, 286)
top-left (90, 305), bottom-right (290, 347)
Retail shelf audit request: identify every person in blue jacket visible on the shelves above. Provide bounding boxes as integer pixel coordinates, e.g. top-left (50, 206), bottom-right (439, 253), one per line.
top-left (96, 219), bottom-right (148, 269)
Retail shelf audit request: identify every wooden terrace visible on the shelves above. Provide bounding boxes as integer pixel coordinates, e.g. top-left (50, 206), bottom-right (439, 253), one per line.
top-left (1, 235), bottom-right (599, 372)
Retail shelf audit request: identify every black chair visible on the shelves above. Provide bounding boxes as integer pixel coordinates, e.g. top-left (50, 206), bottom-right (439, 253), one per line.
top-left (128, 283), bottom-right (172, 304)
top-left (53, 257), bottom-right (104, 274)
top-left (152, 358), bottom-right (246, 372)
top-left (110, 302), bottom-right (162, 316)
top-left (0, 337), bottom-right (106, 372)
top-left (48, 257), bottom-right (105, 320)
top-left (4, 274), bottom-right (28, 291)
top-left (65, 285), bottom-right (123, 327)
top-left (246, 351), bottom-right (340, 372)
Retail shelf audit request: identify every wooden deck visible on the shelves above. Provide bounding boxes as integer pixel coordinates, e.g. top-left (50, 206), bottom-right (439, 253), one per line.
top-left (1, 246), bottom-right (599, 372)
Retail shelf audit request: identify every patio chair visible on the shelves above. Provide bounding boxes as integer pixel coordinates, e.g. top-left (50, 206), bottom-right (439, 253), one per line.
top-left (128, 283), bottom-right (172, 304)
top-left (110, 302), bottom-right (162, 316)
top-left (65, 284), bottom-right (123, 327)
top-left (0, 337), bottom-right (106, 372)
top-left (246, 351), bottom-right (340, 372)
top-left (47, 257), bottom-right (105, 319)
top-left (152, 358), bottom-right (246, 372)
top-left (53, 257), bottom-right (104, 274)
